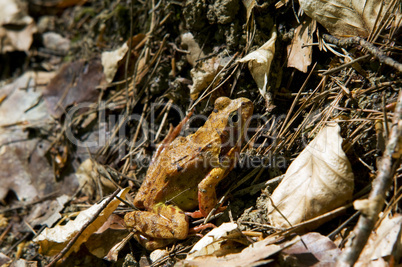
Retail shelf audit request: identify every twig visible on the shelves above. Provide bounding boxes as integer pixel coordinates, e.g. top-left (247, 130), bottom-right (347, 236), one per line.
top-left (322, 54), bottom-right (371, 75)
top-left (336, 90), bottom-right (402, 266)
top-left (323, 34), bottom-right (402, 73)
top-left (45, 189), bottom-right (121, 267)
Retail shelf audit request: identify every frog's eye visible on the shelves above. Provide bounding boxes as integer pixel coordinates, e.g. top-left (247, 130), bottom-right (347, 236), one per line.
top-left (228, 111), bottom-right (239, 126)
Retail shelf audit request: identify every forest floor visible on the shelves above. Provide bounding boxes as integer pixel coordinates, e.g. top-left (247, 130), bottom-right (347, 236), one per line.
top-left (0, 0), bottom-right (401, 266)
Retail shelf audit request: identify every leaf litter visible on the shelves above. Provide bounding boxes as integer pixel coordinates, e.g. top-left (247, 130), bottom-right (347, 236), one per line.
top-left (0, 0), bottom-right (401, 266)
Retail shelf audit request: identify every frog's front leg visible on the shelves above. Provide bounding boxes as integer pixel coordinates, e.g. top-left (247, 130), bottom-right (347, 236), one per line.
top-left (124, 203), bottom-right (189, 240)
top-left (198, 147), bottom-right (240, 217)
top-left (198, 167), bottom-right (228, 217)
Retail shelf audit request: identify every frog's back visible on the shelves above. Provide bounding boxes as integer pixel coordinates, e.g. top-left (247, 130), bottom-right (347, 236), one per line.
top-left (134, 136), bottom-right (215, 211)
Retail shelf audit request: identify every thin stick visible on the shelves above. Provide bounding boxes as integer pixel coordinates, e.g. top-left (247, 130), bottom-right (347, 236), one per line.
top-left (322, 54), bottom-right (371, 75)
top-left (45, 189), bottom-right (121, 267)
top-left (336, 90), bottom-right (402, 266)
top-left (323, 34), bottom-right (402, 72)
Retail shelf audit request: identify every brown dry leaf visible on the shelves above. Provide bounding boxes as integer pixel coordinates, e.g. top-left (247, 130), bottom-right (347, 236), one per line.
top-left (0, 71), bottom-right (77, 202)
top-left (356, 214), bottom-right (402, 266)
top-left (101, 43), bottom-right (129, 83)
top-left (189, 56), bottom-right (228, 100)
top-left (42, 58), bottom-right (105, 118)
top-left (178, 235), bottom-right (300, 266)
top-left (287, 17), bottom-right (316, 73)
top-left (0, 0), bottom-right (36, 53)
top-left (267, 122), bottom-right (354, 228)
top-left (242, 0), bottom-right (258, 23)
top-left (84, 214), bottom-right (128, 259)
top-left (186, 223), bottom-right (251, 260)
top-left (182, 32), bottom-right (232, 100)
top-left (299, 0), bottom-right (397, 38)
top-left (33, 188), bottom-right (129, 258)
top-left (238, 29), bottom-right (276, 103)
top-left (279, 232), bottom-right (341, 266)
top-left (76, 159), bottom-right (118, 199)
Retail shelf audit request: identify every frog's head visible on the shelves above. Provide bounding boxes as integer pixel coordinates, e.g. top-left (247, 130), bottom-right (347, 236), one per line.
top-left (210, 96), bottom-right (254, 147)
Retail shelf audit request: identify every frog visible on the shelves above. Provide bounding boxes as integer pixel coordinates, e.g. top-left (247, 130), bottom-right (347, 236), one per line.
top-left (124, 97), bottom-right (253, 250)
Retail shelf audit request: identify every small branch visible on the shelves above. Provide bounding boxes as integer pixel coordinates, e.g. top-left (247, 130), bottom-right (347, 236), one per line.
top-left (323, 34), bottom-right (402, 73)
top-left (336, 90), bottom-right (402, 266)
top-left (45, 189), bottom-right (121, 267)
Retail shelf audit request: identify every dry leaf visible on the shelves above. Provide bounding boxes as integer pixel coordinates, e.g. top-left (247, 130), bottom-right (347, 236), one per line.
top-left (0, 72), bottom-right (75, 203)
top-left (178, 235), bottom-right (300, 267)
top-left (0, 0), bottom-right (36, 53)
top-left (267, 123), bottom-right (354, 228)
top-left (242, 0), bottom-right (258, 23)
top-left (238, 29), bottom-right (276, 103)
top-left (287, 17), bottom-right (316, 73)
top-left (42, 58), bottom-right (104, 118)
top-left (0, 253), bottom-right (11, 266)
top-left (76, 159), bottom-right (118, 199)
top-left (101, 42), bottom-right (129, 83)
top-left (181, 32), bottom-right (205, 66)
top-left (33, 188), bottom-right (129, 258)
top-left (299, 0), bottom-right (397, 38)
top-left (84, 214), bottom-right (128, 259)
top-left (187, 222), bottom-right (250, 260)
top-left (27, 195), bottom-right (69, 228)
top-left (189, 56), bottom-right (228, 100)
top-left (356, 214), bottom-right (402, 266)
top-left (279, 232), bottom-right (341, 266)
top-left (42, 32), bottom-right (70, 55)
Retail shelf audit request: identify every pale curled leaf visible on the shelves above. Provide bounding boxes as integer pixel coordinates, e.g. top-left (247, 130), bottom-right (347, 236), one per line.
top-left (33, 188), bottom-right (129, 258)
top-left (238, 29), bottom-right (276, 101)
top-left (267, 123), bottom-right (354, 228)
top-left (187, 222), bottom-right (250, 260)
top-left (181, 32), bottom-right (205, 66)
top-left (299, 0), bottom-right (398, 38)
top-left (101, 42), bottom-right (129, 83)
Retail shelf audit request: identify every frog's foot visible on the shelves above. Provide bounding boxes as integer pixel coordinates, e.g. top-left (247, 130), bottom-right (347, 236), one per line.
top-left (185, 206), bottom-right (227, 219)
top-left (189, 223), bottom-right (216, 234)
top-left (124, 204), bottom-right (189, 240)
top-left (133, 232), bottom-right (176, 251)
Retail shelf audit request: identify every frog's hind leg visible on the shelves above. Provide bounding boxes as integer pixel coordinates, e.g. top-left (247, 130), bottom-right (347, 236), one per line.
top-left (124, 203), bottom-right (189, 240)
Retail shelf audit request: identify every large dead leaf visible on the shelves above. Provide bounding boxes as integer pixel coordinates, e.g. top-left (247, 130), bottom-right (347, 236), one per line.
top-left (0, 72), bottom-right (79, 202)
top-left (267, 123), bottom-right (354, 228)
top-left (299, 0), bottom-right (397, 38)
top-left (238, 29), bottom-right (276, 104)
top-left (33, 188), bottom-right (129, 258)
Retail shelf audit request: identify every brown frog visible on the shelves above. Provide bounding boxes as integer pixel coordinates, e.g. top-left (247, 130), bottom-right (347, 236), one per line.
top-left (124, 97), bottom-right (253, 250)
